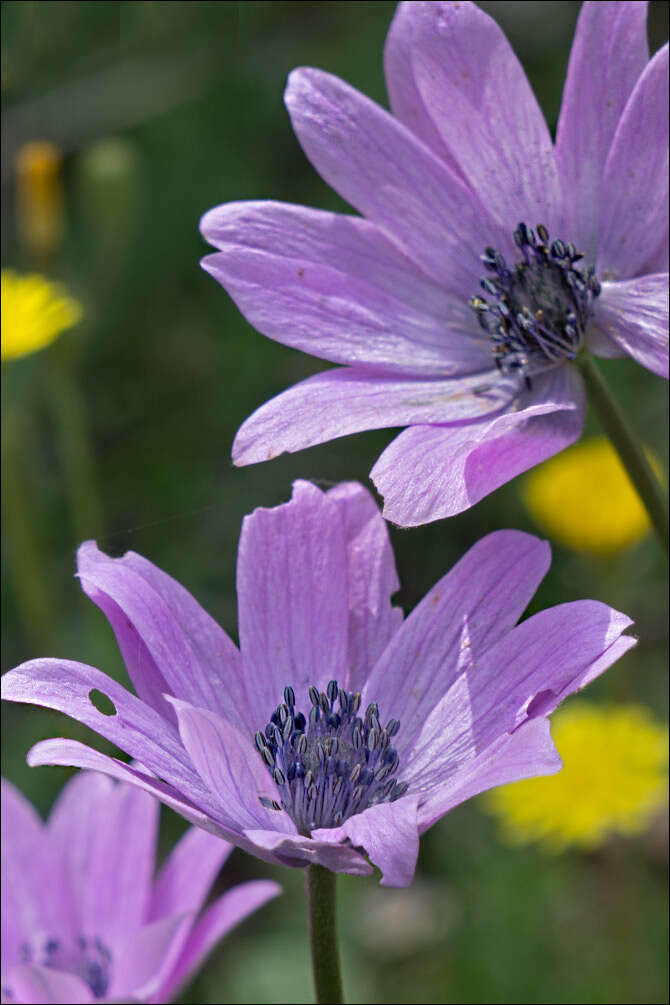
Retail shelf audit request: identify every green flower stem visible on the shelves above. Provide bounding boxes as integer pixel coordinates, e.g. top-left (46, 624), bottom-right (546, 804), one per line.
top-left (48, 341), bottom-right (103, 543)
top-left (2, 403), bottom-right (58, 649)
top-left (578, 353), bottom-right (669, 555)
top-left (306, 865), bottom-right (344, 1004)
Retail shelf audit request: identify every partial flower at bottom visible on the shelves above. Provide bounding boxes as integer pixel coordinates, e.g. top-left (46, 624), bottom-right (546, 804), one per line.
top-left (2, 481), bottom-right (636, 887)
top-left (0, 772), bottom-right (280, 1004)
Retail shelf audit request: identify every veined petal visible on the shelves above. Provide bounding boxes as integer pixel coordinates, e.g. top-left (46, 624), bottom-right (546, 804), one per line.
top-left (168, 697), bottom-right (294, 834)
top-left (200, 201), bottom-right (488, 376)
top-left (598, 44), bottom-right (669, 279)
top-left (236, 480), bottom-right (350, 727)
top-left (372, 365), bottom-right (585, 525)
top-left (26, 740), bottom-right (255, 848)
top-left (362, 530), bottom-right (551, 759)
top-left (313, 795), bottom-right (421, 888)
top-left (77, 543), bottom-right (244, 727)
top-left (108, 913), bottom-right (190, 1003)
top-left (592, 274), bottom-right (669, 378)
top-left (232, 367), bottom-right (517, 467)
top-left (417, 717), bottom-right (562, 832)
top-left (241, 828), bottom-right (373, 876)
top-left (148, 827), bottom-right (233, 923)
top-left (153, 881), bottom-right (281, 1004)
top-left (47, 773), bottom-right (157, 945)
top-left (403, 602), bottom-right (635, 790)
top-left (285, 67), bottom-right (507, 293)
top-left (384, 3), bottom-right (455, 168)
top-left (1, 660), bottom-right (218, 816)
top-left (556, 1), bottom-right (650, 262)
top-left (384, 1), bottom-right (562, 233)
top-left (3, 965), bottom-right (94, 1005)
top-left (326, 482), bottom-right (403, 692)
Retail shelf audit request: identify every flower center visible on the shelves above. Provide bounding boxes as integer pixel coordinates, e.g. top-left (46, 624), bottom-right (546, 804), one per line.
top-left (470, 223), bottom-right (601, 387)
top-left (19, 935), bottom-right (112, 999)
top-left (255, 680), bottom-right (408, 835)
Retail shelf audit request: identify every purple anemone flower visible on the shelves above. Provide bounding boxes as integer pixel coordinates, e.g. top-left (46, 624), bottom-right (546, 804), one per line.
top-left (200, 1), bottom-right (669, 525)
top-left (1, 772), bottom-right (280, 1005)
top-left (2, 481), bottom-right (636, 887)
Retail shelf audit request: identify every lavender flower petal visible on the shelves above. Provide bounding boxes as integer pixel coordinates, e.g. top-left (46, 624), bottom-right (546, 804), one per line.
top-left (556, 0), bottom-right (650, 261)
top-left (4, 482), bottom-right (637, 890)
top-left (232, 367), bottom-right (518, 466)
top-left (1, 781), bottom-right (69, 966)
top-left (417, 718), bottom-right (562, 832)
top-left (241, 828), bottom-right (373, 876)
top-left (371, 367), bottom-right (585, 525)
top-left (593, 274), bottom-right (669, 378)
top-left (402, 603), bottom-right (635, 790)
top-left (26, 740), bottom-right (243, 845)
top-left (325, 482), bottom-right (403, 692)
top-left (78, 542), bottom-right (242, 725)
top-left (47, 772), bottom-right (158, 944)
top-left (148, 827), bottom-right (233, 922)
top-left (284, 67), bottom-right (505, 292)
top-left (202, 5), bottom-right (667, 523)
top-left (313, 795), bottom-right (421, 888)
top-left (167, 697), bottom-right (293, 833)
top-left (0, 660), bottom-right (220, 817)
top-left (200, 202), bottom-right (489, 377)
top-left (383, 1), bottom-right (562, 231)
top-left (362, 530), bottom-right (551, 758)
top-left (384, 1), bottom-right (454, 168)
top-left (598, 44), bottom-right (669, 278)
top-left (154, 881), bottom-right (281, 1004)
top-left (4, 965), bottom-right (94, 1004)
top-left (106, 914), bottom-right (190, 1003)
top-left (237, 480), bottom-right (350, 722)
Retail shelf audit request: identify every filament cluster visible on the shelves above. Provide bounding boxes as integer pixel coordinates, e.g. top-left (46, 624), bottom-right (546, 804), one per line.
top-left (255, 681), bottom-right (408, 834)
top-left (470, 222), bottom-right (601, 386)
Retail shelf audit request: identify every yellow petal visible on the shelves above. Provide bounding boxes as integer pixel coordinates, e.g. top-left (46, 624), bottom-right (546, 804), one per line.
top-left (522, 437), bottom-right (661, 556)
top-left (1, 270), bottom-right (82, 362)
top-left (483, 701), bottom-right (668, 852)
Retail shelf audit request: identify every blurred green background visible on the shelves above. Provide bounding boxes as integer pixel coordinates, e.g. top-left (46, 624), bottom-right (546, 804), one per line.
top-left (2, 2), bottom-right (668, 1003)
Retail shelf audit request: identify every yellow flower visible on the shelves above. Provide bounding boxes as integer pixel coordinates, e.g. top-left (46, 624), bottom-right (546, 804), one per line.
top-left (483, 702), bottom-right (668, 852)
top-left (1, 270), bottom-right (82, 362)
top-left (522, 437), bottom-right (660, 556)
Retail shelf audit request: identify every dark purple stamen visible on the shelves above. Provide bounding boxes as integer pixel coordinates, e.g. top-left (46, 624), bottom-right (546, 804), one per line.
top-left (255, 679), bottom-right (408, 834)
top-left (470, 222), bottom-right (601, 387)
top-left (23, 934), bottom-right (113, 999)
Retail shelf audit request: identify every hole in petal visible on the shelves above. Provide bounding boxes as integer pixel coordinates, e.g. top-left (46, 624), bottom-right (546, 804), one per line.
top-left (88, 689), bottom-right (116, 717)
top-left (526, 689), bottom-right (556, 720)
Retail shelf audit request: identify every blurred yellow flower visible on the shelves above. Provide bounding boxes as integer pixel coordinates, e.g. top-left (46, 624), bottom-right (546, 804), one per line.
top-left (483, 702), bottom-right (668, 852)
top-left (1, 270), bottom-right (82, 362)
top-left (522, 437), bottom-right (659, 556)
top-left (16, 140), bottom-right (64, 259)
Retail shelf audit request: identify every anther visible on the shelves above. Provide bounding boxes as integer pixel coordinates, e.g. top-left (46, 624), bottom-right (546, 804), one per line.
top-left (255, 681), bottom-right (408, 834)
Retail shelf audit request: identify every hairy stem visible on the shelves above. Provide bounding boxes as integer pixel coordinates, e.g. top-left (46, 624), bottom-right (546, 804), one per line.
top-left (578, 354), bottom-right (668, 555)
top-left (306, 864), bottom-right (344, 1004)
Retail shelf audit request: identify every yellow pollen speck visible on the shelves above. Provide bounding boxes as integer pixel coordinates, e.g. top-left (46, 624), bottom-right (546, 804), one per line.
top-left (521, 437), bottom-right (663, 556)
top-left (1, 270), bottom-right (82, 362)
top-left (483, 702), bottom-right (669, 852)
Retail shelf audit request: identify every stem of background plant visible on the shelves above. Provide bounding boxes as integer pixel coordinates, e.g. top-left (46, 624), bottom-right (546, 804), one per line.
top-left (48, 338), bottom-right (103, 544)
top-left (578, 354), bottom-right (669, 555)
top-left (306, 864), bottom-right (345, 1004)
top-left (2, 402), bottom-right (58, 649)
